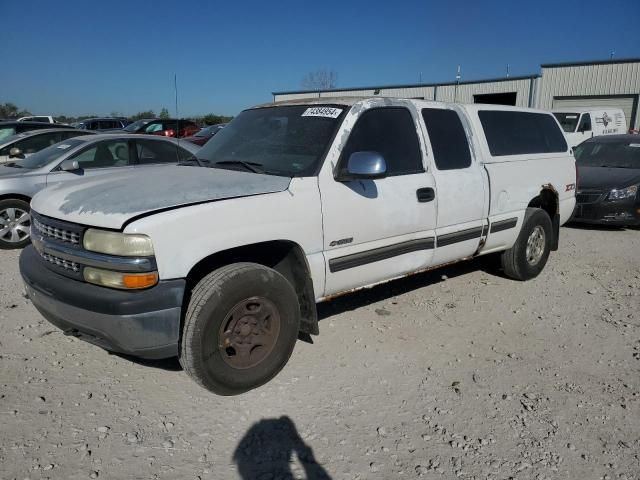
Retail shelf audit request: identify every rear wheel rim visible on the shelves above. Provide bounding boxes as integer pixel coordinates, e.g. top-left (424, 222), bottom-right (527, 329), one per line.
top-left (0, 208), bottom-right (30, 244)
top-left (218, 297), bottom-right (281, 370)
top-left (525, 225), bottom-right (545, 265)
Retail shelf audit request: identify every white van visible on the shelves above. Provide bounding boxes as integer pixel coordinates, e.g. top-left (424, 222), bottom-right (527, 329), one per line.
top-left (552, 108), bottom-right (627, 148)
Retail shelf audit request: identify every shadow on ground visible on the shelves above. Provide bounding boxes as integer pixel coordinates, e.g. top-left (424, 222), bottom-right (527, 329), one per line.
top-left (234, 416), bottom-right (331, 479)
top-left (111, 352), bottom-right (182, 371)
top-left (116, 255), bottom-right (503, 370)
top-left (564, 222), bottom-right (626, 231)
top-left (317, 254), bottom-right (502, 321)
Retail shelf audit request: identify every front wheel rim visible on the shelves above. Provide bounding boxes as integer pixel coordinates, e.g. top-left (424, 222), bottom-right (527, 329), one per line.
top-left (217, 297), bottom-right (281, 370)
top-left (525, 225), bottom-right (545, 265)
top-left (0, 208), bottom-right (30, 244)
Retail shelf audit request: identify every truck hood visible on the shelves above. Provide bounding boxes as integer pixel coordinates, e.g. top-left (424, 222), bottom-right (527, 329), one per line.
top-left (31, 165), bottom-right (291, 230)
top-left (577, 166), bottom-right (640, 190)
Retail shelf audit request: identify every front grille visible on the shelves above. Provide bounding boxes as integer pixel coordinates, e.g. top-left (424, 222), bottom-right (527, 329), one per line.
top-left (576, 191), bottom-right (603, 204)
top-left (32, 216), bottom-right (81, 245)
top-left (40, 251), bottom-right (81, 273)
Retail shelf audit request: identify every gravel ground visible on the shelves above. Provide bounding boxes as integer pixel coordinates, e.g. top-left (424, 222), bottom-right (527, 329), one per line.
top-left (1, 225), bottom-right (639, 480)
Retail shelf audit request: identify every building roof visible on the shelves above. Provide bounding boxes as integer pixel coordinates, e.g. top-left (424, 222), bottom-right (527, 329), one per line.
top-left (541, 57), bottom-right (640, 68)
top-left (272, 74), bottom-right (539, 96)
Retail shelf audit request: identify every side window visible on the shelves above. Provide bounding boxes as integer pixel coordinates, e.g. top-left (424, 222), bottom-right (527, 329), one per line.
top-left (422, 108), bottom-right (472, 170)
top-left (478, 111), bottom-right (568, 156)
top-left (340, 108), bottom-right (423, 176)
top-left (578, 113), bottom-right (592, 132)
top-left (17, 132), bottom-right (63, 154)
top-left (144, 122), bottom-right (163, 133)
top-left (70, 140), bottom-right (130, 169)
top-left (135, 139), bottom-right (188, 164)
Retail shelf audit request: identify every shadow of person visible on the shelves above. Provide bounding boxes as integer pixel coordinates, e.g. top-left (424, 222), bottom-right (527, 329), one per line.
top-left (233, 416), bottom-right (331, 480)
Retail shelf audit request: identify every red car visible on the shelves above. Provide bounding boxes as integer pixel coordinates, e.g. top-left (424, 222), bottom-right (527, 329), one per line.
top-left (183, 123), bottom-right (226, 146)
top-left (123, 118), bottom-right (200, 138)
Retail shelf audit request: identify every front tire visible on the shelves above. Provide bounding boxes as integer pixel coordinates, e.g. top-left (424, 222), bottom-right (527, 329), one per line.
top-left (180, 263), bottom-right (300, 395)
top-left (0, 198), bottom-right (31, 249)
top-left (501, 208), bottom-right (553, 281)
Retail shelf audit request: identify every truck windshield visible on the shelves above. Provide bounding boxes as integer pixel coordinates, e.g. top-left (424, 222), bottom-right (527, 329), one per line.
top-left (553, 112), bottom-right (580, 133)
top-left (574, 140), bottom-right (640, 169)
top-left (195, 105), bottom-right (346, 176)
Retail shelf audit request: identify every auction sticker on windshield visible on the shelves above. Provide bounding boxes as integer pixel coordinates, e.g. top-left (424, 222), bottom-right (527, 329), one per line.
top-left (57, 144), bottom-right (72, 149)
top-left (302, 107), bottom-right (343, 118)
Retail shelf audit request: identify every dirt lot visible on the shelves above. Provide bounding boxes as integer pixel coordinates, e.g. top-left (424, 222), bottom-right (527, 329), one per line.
top-left (1, 225), bottom-right (639, 480)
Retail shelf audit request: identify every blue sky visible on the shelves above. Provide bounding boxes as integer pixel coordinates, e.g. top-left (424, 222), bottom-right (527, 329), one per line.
top-left (1, 0), bottom-right (638, 117)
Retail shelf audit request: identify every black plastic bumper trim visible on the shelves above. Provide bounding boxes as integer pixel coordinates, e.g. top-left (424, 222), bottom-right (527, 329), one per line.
top-left (490, 217), bottom-right (518, 233)
top-left (436, 226), bottom-right (483, 247)
top-left (329, 237), bottom-right (435, 273)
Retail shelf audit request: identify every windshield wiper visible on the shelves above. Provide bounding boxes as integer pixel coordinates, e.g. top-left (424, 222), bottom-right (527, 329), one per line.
top-left (3, 162), bottom-right (23, 168)
top-left (214, 160), bottom-right (264, 174)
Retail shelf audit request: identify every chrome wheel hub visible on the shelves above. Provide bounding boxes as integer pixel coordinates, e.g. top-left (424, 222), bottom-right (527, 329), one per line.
top-left (525, 225), bottom-right (545, 266)
top-left (0, 208), bottom-right (30, 244)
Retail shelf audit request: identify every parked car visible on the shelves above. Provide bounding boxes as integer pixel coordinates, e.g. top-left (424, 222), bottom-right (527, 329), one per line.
top-left (552, 108), bottom-right (627, 148)
top-left (572, 134), bottom-right (640, 226)
top-left (0, 134), bottom-right (199, 249)
top-left (0, 121), bottom-right (75, 142)
top-left (20, 98), bottom-right (575, 395)
top-left (183, 124), bottom-right (226, 146)
top-left (123, 118), bottom-right (199, 138)
top-left (73, 118), bottom-right (130, 131)
top-left (0, 128), bottom-right (94, 164)
top-left (17, 116), bottom-right (56, 124)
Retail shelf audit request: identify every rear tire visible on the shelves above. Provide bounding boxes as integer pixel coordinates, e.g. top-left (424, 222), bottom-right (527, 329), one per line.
top-left (180, 263), bottom-right (300, 395)
top-left (0, 198), bottom-right (31, 250)
top-left (501, 208), bottom-right (553, 281)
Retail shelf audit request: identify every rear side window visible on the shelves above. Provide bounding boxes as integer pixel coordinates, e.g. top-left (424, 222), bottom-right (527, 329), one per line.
top-left (422, 108), bottom-right (471, 170)
top-left (136, 139), bottom-right (192, 164)
top-left (478, 111), bottom-right (567, 156)
top-left (341, 108), bottom-right (423, 176)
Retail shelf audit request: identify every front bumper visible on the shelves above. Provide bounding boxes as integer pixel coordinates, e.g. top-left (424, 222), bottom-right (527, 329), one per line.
top-left (571, 196), bottom-right (640, 226)
top-left (20, 245), bottom-right (185, 359)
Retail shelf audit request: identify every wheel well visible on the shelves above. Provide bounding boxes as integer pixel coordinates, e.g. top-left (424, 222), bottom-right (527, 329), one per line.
top-left (528, 187), bottom-right (559, 251)
top-left (0, 193), bottom-right (32, 204)
top-left (184, 241), bottom-right (318, 336)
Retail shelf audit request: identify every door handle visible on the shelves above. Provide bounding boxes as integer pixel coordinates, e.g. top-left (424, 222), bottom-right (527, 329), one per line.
top-left (416, 187), bottom-right (435, 203)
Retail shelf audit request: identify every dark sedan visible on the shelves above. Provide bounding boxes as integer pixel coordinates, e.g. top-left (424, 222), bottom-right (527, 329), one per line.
top-left (183, 123), bottom-right (226, 146)
top-left (0, 121), bottom-right (74, 142)
top-left (572, 135), bottom-right (640, 226)
top-left (123, 118), bottom-right (199, 138)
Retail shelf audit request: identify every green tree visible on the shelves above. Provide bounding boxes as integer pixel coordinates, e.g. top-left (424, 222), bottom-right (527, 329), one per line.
top-left (130, 110), bottom-right (155, 121)
top-left (200, 114), bottom-right (233, 125)
top-left (159, 107), bottom-right (170, 119)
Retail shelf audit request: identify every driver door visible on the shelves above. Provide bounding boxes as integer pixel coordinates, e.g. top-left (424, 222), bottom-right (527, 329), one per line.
top-left (318, 105), bottom-right (438, 297)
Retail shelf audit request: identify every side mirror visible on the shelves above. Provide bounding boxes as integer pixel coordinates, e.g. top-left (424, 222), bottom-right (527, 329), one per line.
top-left (337, 151), bottom-right (387, 181)
top-left (9, 147), bottom-right (23, 159)
top-left (60, 159), bottom-right (80, 171)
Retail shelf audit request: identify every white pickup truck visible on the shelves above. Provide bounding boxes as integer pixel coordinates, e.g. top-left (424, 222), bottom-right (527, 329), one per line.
top-left (20, 98), bottom-right (576, 395)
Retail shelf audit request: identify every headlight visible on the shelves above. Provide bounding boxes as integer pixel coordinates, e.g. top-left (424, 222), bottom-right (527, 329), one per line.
top-left (84, 267), bottom-right (158, 290)
top-left (83, 229), bottom-right (154, 256)
top-left (607, 185), bottom-right (638, 201)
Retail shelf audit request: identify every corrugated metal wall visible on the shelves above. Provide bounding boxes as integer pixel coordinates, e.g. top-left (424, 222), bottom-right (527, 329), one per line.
top-left (434, 78), bottom-right (533, 106)
top-left (538, 62), bottom-right (640, 127)
top-left (273, 61), bottom-right (640, 128)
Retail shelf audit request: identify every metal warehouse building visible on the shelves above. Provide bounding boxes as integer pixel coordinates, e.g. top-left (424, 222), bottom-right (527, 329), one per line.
top-left (273, 58), bottom-right (640, 129)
